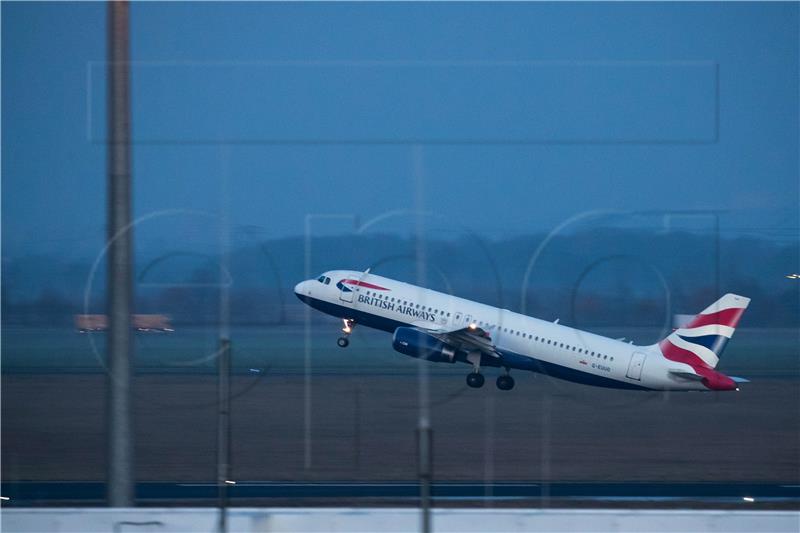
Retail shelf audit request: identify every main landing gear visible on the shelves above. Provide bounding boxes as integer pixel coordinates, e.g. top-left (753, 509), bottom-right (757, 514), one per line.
top-left (496, 373), bottom-right (515, 391)
top-left (337, 319), bottom-right (355, 348)
top-left (466, 351), bottom-right (484, 388)
top-left (465, 351), bottom-right (515, 390)
top-left (465, 370), bottom-right (515, 390)
top-left (466, 372), bottom-right (485, 388)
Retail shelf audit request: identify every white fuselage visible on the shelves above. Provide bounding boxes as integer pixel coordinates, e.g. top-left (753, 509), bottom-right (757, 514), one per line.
top-left (294, 270), bottom-right (719, 391)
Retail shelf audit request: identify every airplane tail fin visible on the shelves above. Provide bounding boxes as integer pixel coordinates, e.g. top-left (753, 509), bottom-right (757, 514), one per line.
top-left (659, 293), bottom-right (750, 369)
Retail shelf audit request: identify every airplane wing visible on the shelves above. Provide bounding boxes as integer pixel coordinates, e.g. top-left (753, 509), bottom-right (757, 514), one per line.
top-left (410, 321), bottom-right (502, 359)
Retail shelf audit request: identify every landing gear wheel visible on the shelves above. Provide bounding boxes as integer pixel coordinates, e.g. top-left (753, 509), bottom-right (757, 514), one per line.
top-left (466, 372), bottom-right (485, 388)
top-left (337, 337), bottom-right (350, 348)
top-left (496, 375), bottom-right (515, 391)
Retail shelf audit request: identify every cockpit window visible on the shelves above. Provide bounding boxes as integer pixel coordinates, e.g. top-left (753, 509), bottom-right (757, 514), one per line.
top-left (324, 277), bottom-right (331, 285)
top-left (317, 275), bottom-right (325, 283)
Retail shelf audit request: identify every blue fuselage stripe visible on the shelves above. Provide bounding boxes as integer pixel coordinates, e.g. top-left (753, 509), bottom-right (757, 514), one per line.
top-left (677, 334), bottom-right (729, 355)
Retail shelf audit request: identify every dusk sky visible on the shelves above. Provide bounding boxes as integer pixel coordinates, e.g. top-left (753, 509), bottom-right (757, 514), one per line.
top-left (3, 2), bottom-right (798, 259)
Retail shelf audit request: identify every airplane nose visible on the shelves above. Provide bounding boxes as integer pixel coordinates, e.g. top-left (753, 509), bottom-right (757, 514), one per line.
top-left (294, 280), bottom-right (306, 295)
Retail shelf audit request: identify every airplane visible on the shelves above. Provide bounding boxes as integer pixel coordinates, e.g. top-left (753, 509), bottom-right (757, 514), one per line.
top-left (294, 270), bottom-right (750, 392)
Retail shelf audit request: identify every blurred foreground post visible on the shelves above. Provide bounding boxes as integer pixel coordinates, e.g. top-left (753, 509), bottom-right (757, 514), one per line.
top-left (413, 146), bottom-right (432, 533)
top-left (217, 147), bottom-right (232, 532)
top-left (217, 338), bottom-right (232, 533)
top-left (417, 426), bottom-right (433, 533)
top-left (106, 0), bottom-right (134, 507)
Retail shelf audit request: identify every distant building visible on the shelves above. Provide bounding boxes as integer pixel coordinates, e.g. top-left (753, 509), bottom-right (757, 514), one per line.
top-left (74, 314), bottom-right (173, 332)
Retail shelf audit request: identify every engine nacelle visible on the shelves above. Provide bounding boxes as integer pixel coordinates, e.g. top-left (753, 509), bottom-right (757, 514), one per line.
top-left (392, 327), bottom-right (456, 363)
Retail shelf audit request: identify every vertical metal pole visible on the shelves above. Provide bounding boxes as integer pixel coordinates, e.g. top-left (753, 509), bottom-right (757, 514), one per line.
top-left (353, 384), bottom-right (361, 472)
top-left (303, 216), bottom-right (314, 471)
top-left (106, 0), bottom-right (134, 508)
top-left (217, 338), bottom-right (231, 533)
top-left (483, 394), bottom-right (494, 507)
top-left (540, 395), bottom-right (552, 507)
top-left (417, 426), bottom-right (433, 532)
top-left (714, 214), bottom-right (721, 298)
top-left (217, 146), bottom-right (232, 533)
top-left (413, 146), bottom-right (432, 533)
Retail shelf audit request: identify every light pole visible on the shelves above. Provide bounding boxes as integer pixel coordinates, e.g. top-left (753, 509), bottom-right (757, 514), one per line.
top-left (106, 0), bottom-right (134, 507)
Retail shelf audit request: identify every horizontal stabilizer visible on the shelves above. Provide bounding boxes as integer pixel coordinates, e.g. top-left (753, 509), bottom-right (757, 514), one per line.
top-left (730, 376), bottom-right (750, 383)
top-left (669, 369), bottom-right (704, 381)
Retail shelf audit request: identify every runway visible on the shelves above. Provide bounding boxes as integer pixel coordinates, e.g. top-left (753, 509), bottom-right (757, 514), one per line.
top-left (4, 481), bottom-right (799, 506)
top-left (4, 373), bottom-right (799, 483)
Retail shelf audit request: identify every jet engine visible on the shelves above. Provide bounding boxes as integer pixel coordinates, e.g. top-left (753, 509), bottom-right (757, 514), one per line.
top-left (392, 327), bottom-right (457, 363)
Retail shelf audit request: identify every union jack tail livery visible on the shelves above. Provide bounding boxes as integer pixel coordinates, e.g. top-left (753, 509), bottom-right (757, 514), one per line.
top-left (659, 294), bottom-right (750, 370)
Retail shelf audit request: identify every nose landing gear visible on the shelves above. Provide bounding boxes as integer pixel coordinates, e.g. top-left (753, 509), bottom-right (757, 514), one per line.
top-left (337, 319), bottom-right (355, 348)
